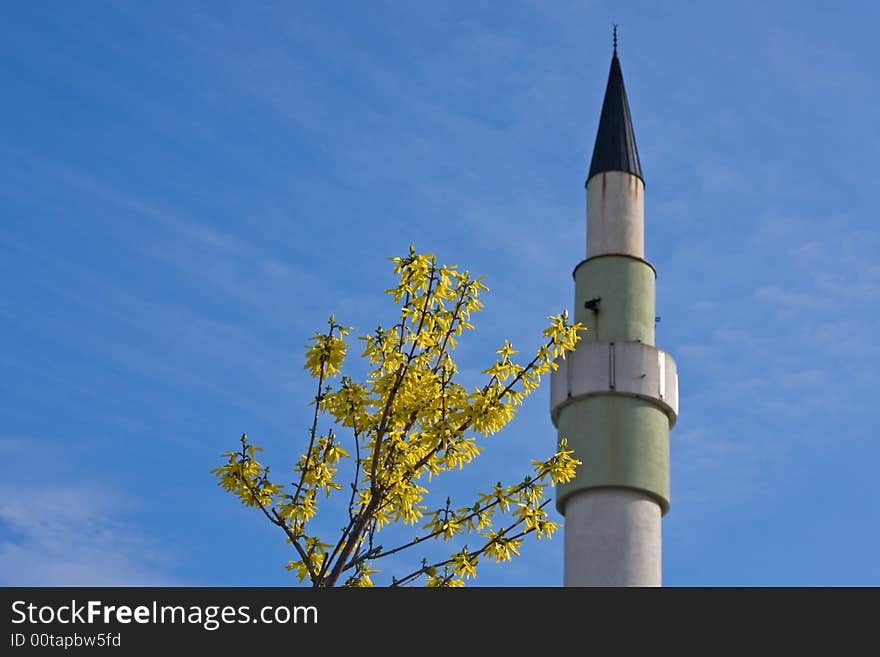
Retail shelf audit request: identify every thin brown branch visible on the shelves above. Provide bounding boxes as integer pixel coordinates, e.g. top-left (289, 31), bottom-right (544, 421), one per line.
top-left (323, 496), bottom-right (380, 586)
top-left (390, 505), bottom-right (545, 587)
top-left (236, 472), bottom-right (318, 585)
top-left (431, 283), bottom-right (468, 375)
top-left (343, 476), bottom-right (545, 573)
top-left (292, 323), bottom-right (336, 506)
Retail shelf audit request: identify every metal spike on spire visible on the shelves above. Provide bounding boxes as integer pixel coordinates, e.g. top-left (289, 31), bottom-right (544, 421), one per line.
top-left (613, 24), bottom-right (618, 56)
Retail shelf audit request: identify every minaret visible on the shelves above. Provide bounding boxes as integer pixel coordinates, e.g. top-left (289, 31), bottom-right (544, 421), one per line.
top-left (550, 33), bottom-right (679, 586)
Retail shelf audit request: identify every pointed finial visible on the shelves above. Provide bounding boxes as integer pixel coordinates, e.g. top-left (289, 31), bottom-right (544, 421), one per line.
top-left (587, 23), bottom-right (643, 184)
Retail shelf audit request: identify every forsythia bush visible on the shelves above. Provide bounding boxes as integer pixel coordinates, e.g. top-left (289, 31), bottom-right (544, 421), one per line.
top-left (212, 248), bottom-right (583, 586)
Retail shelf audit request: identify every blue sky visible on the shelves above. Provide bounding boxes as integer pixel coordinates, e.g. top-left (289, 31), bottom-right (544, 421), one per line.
top-left (1, 1), bottom-right (878, 586)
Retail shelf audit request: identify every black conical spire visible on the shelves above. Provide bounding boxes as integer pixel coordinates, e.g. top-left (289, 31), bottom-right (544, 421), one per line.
top-left (587, 30), bottom-right (643, 185)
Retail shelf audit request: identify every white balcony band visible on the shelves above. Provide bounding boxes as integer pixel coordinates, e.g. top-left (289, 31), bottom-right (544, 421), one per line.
top-left (551, 341), bottom-right (679, 426)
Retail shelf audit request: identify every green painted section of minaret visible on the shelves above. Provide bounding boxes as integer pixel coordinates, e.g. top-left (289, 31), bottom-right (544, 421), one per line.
top-left (556, 396), bottom-right (670, 513)
top-left (573, 256), bottom-right (656, 344)
top-left (555, 254), bottom-right (671, 514)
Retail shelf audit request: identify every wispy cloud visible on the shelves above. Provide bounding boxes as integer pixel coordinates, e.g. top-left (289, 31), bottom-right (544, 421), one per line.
top-left (0, 482), bottom-right (180, 586)
top-left (667, 205), bottom-right (879, 516)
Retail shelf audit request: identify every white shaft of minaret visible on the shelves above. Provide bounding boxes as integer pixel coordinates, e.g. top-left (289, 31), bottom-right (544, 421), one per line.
top-left (586, 170), bottom-right (644, 258)
top-left (564, 489), bottom-right (661, 586)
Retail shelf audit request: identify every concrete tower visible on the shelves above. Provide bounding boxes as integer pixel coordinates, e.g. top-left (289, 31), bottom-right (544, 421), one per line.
top-left (550, 37), bottom-right (679, 586)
